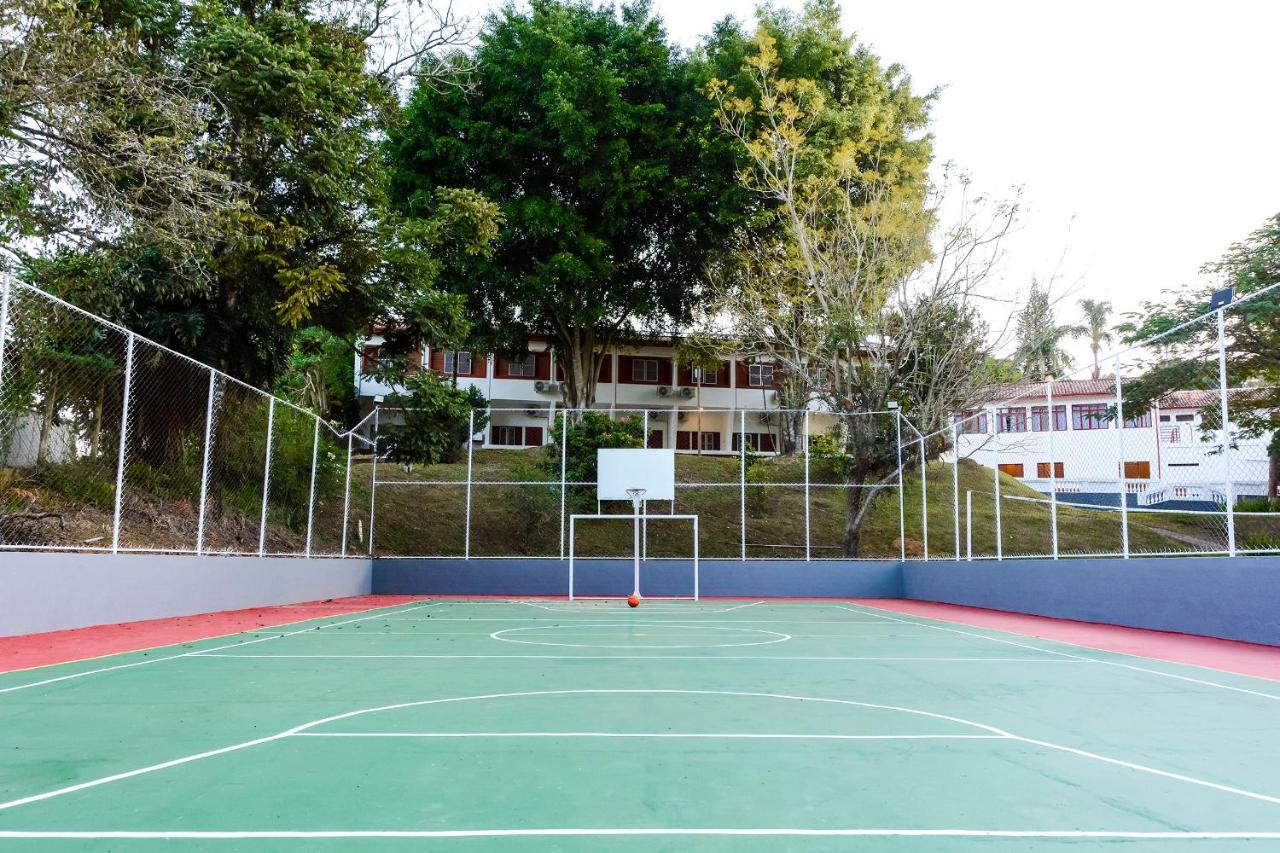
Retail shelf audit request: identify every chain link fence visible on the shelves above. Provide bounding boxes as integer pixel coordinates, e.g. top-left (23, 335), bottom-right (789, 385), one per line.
top-left (0, 277), bottom-right (373, 555)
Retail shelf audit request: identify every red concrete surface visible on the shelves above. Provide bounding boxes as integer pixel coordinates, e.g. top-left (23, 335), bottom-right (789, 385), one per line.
top-left (858, 598), bottom-right (1280, 682)
top-left (0, 595), bottom-right (426, 675)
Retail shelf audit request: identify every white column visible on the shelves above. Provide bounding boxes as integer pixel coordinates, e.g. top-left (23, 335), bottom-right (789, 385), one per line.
top-left (993, 455), bottom-right (1002, 561)
top-left (558, 408), bottom-right (568, 559)
top-left (110, 333), bottom-right (136, 554)
top-left (739, 408), bottom-right (747, 561)
top-left (340, 432), bottom-right (353, 555)
top-left (919, 435), bottom-right (928, 561)
top-left (464, 408), bottom-right (475, 559)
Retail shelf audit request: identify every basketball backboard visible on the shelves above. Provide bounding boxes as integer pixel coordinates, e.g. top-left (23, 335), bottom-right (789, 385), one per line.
top-left (597, 448), bottom-right (675, 501)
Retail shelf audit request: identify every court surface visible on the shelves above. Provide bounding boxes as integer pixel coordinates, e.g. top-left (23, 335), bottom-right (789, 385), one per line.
top-left (2, 598), bottom-right (1280, 851)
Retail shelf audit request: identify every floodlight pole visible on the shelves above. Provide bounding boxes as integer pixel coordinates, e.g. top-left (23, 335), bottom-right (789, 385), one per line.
top-left (110, 332), bottom-right (135, 554)
top-left (1047, 378), bottom-right (1059, 559)
top-left (1114, 357), bottom-right (1130, 558)
top-left (893, 407), bottom-right (905, 562)
top-left (257, 396), bottom-right (276, 557)
top-left (951, 422), bottom-right (961, 560)
top-left (195, 370), bottom-right (217, 555)
top-left (1217, 308), bottom-right (1236, 556)
top-left (304, 416), bottom-right (320, 558)
top-left (803, 410), bottom-right (811, 562)
top-left (340, 431), bottom-right (353, 555)
top-left (919, 435), bottom-right (928, 561)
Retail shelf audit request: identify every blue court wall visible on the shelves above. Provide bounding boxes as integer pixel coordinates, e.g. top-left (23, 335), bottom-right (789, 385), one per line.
top-left (372, 559), bottom-right (904, 599)
top-left (901, 557), bottom-right (1280, 647)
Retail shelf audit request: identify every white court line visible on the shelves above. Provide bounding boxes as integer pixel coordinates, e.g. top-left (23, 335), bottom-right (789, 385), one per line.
top-left (2, 830), bottom-right (1280, 840)
top-left (0, 601), bottom-right (443, 696)
top-left (7, 687), bottom-right (1279, 815)
top-left (295, 732), bottom-right (1007, 740)
top-left (191, 654), bottom-right (1086, 662)
top-left (489, 623), bottom-right (792, 649)
top-left (314, 617), bottom-right (896, 624)
top-left (519, 602), bottom-right (749, 615)
top-left (836, 604), bottom-right (1280, 702)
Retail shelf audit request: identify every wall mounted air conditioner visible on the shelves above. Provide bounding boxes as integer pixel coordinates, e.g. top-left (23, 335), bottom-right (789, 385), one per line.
top-left (656, 385), bottom-right (674, 397)
top-left (534, 380), bottom-right (560, 393)
top-left (678, 386), bottom-right (695, 399)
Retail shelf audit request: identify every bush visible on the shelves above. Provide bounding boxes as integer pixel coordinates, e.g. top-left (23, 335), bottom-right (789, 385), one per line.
top-left (1236, 496), bottom-right (1280, 513)
top-left (505, 461), bottom-right (559, 537)
top-left (380, 371), bottom-right (489, 465)
top-left (544, 411), bottom-right (644, 500)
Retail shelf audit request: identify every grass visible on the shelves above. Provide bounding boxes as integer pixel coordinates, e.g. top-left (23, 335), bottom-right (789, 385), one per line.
top-left (351, 450), bottom-right (1231, 560)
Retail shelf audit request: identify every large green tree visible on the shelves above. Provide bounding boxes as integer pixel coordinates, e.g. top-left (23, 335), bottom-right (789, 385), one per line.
top-left (387, 0), bottom-right (741, 409)
top-left (1120, 213), bottom-right (1280, 495)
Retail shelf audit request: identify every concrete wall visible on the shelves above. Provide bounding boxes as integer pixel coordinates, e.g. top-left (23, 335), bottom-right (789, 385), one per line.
top-left (902, 557), bottom-right (1280, 647)
top-left (373, 558), bottom-right (903, 599)
top-left (0, 552), bottom-right (371, 637)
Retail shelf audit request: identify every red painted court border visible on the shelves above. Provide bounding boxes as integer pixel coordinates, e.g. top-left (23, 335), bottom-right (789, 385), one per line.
top-left (859, 599), bottom-right (1280, 682)
top-left (0, 595), bottom-right (427, 675)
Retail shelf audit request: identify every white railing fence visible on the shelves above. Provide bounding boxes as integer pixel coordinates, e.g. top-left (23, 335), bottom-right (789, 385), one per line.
top-left (0, 277), bottom-right (374, 556)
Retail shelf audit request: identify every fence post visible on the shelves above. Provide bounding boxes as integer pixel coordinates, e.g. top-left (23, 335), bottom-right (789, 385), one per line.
top-left (1047, 378), bottom-right (1059, 559)
top-left (993, 459), bottom-right (1002, 561)
top-left (257, 396), bottom-right (276, 557)
top-left (951, 422), bottom-right (961, 560)
top-left (1114, 357), bottom-right (1130, 558)
top-left (110, 333), bottom-right (136, 554)
top-left (367, 408), bottom-right (380, 556)
top-left (919, 435), bottom-right (928, 561)
top-left (803, 410), bottom-right (811, 562)
top-left (195, 371), bottom-right (217, 555)
top-left (464, 408), bottom-right (475, 559)
top-left (1217, 307), bottom-right (1236, 556)
top-left (559, 408), bottom-right (568, 560)
top-left (304, 417), bottom-right (320, 558)
top-left (340, 432), bottom-right (354, 555)
top-left (739, 408), bottom-right (747, 561)
top-left (965, 489), bottom-right (973, 561)
top-left (0, 277), bottom-right (11, 399)
top-left (894, 409), bottom-right (905, 561)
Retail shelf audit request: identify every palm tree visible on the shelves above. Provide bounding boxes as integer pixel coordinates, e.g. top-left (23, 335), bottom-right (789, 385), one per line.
top-left (1067, 299), bottom-right (1114, 380)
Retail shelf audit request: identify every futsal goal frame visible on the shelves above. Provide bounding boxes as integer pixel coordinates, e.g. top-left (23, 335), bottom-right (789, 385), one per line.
top-left (567, 512), bottom-right (700, 601)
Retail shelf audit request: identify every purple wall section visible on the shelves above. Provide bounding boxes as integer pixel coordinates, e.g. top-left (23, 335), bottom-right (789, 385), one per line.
top-left (901, 557), bottom-right (1280, 647)
top-left (372, 559), bottom-right (904, 599)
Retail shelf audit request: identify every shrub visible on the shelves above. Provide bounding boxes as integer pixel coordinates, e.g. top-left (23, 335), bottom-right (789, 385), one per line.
top-left (380, 371), bottom-right (489, 465)
top-left (544, 411), bottom-right (644, 502)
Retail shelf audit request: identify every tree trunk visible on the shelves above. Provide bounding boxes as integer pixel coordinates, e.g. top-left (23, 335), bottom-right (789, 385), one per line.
top-left (36, 375), bottom-right (59, 465)
top-left (556, 327), bottom-right (602, 413)
top-left (1268, 452), bottom-right (1279, 499)
top-left (89, 387), bottom-right (104, 458)
top-left (842, 485), bottom-right (865, 556)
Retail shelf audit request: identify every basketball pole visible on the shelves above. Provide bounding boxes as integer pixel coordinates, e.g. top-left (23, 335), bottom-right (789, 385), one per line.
top-left (628, 487), bottom-right (646, 598)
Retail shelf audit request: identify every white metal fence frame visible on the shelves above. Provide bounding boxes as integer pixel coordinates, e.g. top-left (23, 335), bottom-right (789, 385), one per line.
top-left (0, 277), bottom-right (375, 557)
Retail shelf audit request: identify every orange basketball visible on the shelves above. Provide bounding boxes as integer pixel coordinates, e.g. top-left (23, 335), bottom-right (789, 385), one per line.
top-left (627, 594), bottom-right (640, 608)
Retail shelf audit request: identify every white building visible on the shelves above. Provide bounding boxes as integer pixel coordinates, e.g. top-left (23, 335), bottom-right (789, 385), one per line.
top-left (955, 380), bottom-right (1272, 509)
top-left (355, 334), bottom-right (837, 454)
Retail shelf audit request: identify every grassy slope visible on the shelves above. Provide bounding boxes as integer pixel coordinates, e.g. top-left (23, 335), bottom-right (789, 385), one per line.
top-left (357, 450), bottom-right (1219, 560)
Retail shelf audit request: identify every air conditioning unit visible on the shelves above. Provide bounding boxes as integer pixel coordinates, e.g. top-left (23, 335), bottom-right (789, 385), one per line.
top-left (656, 385), bottom-right (674, 397)
top-left (677, 411), bottom-right (689, 422)
top-left (678, 386), bottom-right (695, 399)
top-left (525, 408), bottom-right (541, 418)
top-left (534, 380), bottom-right (560, 393)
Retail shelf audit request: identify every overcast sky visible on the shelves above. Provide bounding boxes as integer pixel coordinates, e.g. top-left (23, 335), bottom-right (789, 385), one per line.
top-left (441, 0), bottom-right (1280, 354)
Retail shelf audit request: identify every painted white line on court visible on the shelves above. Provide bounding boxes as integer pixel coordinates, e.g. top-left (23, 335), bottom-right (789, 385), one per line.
top-left (0, 601), bottom-right (443, 696)
top-left (337, 617), bottom-right (894, 623)
top-left (489, 623), bottom-right (792, 649)
top-left (837, 604), bottom-right (1280, 702)
top-left (295, 732), bottom-right (1007, 740)
top-left (720, 601), bottom-right (765, 612)
top-left (1, 830), bottom-right (1279, 839)
top-left (191, 653), bottom-right (1086, 662)
top-left (6, 688), bottom-right (1278, 815)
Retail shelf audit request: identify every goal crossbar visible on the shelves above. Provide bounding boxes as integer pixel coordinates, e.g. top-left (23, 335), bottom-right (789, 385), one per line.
top-left (568, 513), bottom-right (699, 601)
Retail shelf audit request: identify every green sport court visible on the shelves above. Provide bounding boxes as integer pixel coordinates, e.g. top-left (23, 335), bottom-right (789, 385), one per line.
top-left (2, 597), bottom-right (1279, 851)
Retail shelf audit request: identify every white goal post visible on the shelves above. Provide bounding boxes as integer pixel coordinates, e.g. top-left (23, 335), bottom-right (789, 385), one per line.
top-left (568, 513), bottom-right (699, 601)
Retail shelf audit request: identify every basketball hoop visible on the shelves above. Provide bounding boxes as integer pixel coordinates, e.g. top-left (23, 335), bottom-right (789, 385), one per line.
top-left (626, 487), bottom-right (647, 511)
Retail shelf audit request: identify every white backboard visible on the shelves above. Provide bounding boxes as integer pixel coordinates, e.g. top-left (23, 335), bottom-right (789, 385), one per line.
top-left (597, 448), bottom-right (675, 501)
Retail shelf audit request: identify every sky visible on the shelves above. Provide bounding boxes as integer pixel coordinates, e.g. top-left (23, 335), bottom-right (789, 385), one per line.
top-left (439, 0), bottom-right (1280, 358)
